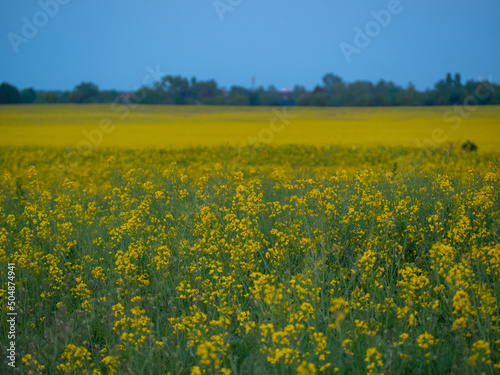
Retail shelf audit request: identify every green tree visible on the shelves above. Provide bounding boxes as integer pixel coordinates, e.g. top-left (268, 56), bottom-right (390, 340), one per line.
top-left (159, 75), bottom-right (190, 104)
top-left (38, 91), bottom-right (59, 103)
top-left (296, 93), bottom-right (313, 106)
top-left (228, 93), bottom-right (249, 106)
top-left (70, 82), bottom-right (99, 103)
top-left (202, 95), bottom-right (227, 105)
top-left (434, 78), bottom-right (453, 105)
top-left (395, 83), bottom-right (420, 106)
top-left (312, 93), bottom-right (332, 106)
top-left (347, 81), bottom-right (375, 106)
top-left (373, 80), bottom-right (402, 106)
top-left (267, 85), bottom-right (278, 93)
top-left (491, 85), bottom-right (500, 104)
top-left (190, 79), bottom-right (219, 102)
top-left (258, 92), bottom-right (281, 106)
top-left (0, 82), bottom-right (21, 104)
top-left (445, 73), bottom-right (453, 86)
top-left (322, 73), bottom-right (342, 94)
top-left (20, 88), bottom-right (36, 103)
top-left (293, 85), bottom-right (307, 97)
top-left (228, 86), bottom-right (249, 106)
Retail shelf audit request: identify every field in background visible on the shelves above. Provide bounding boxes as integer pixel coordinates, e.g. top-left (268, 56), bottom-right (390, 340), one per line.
top-left (0, 104), bottom-right (499, 151)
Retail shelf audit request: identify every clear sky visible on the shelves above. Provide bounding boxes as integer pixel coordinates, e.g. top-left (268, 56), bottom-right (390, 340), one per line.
top-left (1, 0), bottom-right (499, 92)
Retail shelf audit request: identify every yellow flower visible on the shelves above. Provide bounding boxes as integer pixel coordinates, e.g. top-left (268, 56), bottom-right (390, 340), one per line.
top-left (417, 332), bottom-right (435, 349)
top-left (365, 347), bottom-right (383, 374)
top-left (297, 360), bottom-right (317, 375)
top-left (468, 340), bottom-right (491, 366)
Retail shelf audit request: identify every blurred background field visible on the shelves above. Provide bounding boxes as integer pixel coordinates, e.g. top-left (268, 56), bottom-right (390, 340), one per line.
top-left (1, 105), bottom-right (499, 151)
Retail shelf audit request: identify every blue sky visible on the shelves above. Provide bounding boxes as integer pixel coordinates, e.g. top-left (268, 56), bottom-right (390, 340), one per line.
top-left (1, 0), bottom-right (499, 92)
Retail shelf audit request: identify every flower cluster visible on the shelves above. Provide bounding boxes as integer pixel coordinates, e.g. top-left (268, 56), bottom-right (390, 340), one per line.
top-left (0, 145), bottom-right (499, 373)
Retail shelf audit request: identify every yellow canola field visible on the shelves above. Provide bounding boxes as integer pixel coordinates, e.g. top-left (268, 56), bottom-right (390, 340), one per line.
top-left (0, 105), bottom-right (500, 374)
top-left (0, 104), bottom-right (499, 150)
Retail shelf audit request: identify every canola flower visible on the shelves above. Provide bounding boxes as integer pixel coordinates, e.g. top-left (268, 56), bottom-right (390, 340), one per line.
top-left (0, 144), bottom-right (499, 374)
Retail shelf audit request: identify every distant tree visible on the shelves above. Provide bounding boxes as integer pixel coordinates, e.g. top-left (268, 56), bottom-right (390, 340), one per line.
top-left (0, 82), bottom-right (21, 104)
top-left (267, 85), bottom-right (278, 93)
top-left (133, 86), bottom-right (164, 104)
top-left (347, 81), bottom-right (374, 106)
top-left (475, 80), bottom-right (495, 105)
top-left (296, 92), bottom-right (331, 106)
top-left (190, 79), bottom-right (219, 101)
top-left (296, 92), bottom-right (312, 107)
top-left (464, 80), bottom-right (477, 94)
top-left (38, 91), bottom-right (59, 103)
top-left (202, 95), bottom-right (226, 105)
top-left (228, 93), bottom-right (249, 106)
top-left (293, 85), bottom-right (307, 97)
top-left (6, 71), bottom-right (498, 107)
top-left (310, 92), bottom-right (331, 106)
top-left (258, 92), bottom-right (281, 106)
top-left (96, 90), bottom-right (120, 103)
top-left (432, 73), bottom-right (467, 105)
top-left (449, 87), bottom-right (468, 105)
top-left (422, 89), bottom-right (438, 105)
top-left (70, 82), bottom-right (99, 103)
top-left (396, 83), bottom-right (420, 106)
top-left (491, 84), bottom-right (500, 105)
top-left (227, 86), bottom-right (250, 105)
top-left (322, 73), bottom-right (342, 94)
top-left (230, 86), bottom-right (249, 96)
top-left (160, 75), bottom-right (189, 104)
top-left (373, 80), bottom-right (391, 106)
top-left (296, 93), bottom-right (312, 106)
top-left (20, 88), bottom-right (36, 103)
top-left (434, 78), bottom-right (453, 105)
top-left (313, 85), bottom-right (324, 94)
top-left (248, 91), bottom-right (260, 106)
top-left (58, 91), bottom-right (72, 103)
top-left (445, 73), bottom-right (453, 86)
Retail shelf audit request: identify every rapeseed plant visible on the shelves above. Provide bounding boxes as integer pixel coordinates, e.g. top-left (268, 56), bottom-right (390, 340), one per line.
top-left (0, 144), bottom-right (499, 374)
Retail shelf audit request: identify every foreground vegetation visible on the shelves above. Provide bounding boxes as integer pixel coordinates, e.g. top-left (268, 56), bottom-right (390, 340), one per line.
top-left (0, 145), bottom-right (499, 374)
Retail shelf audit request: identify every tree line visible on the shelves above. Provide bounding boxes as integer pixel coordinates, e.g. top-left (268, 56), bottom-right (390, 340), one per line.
top-left (1, 73), bottom-right (498, 106)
